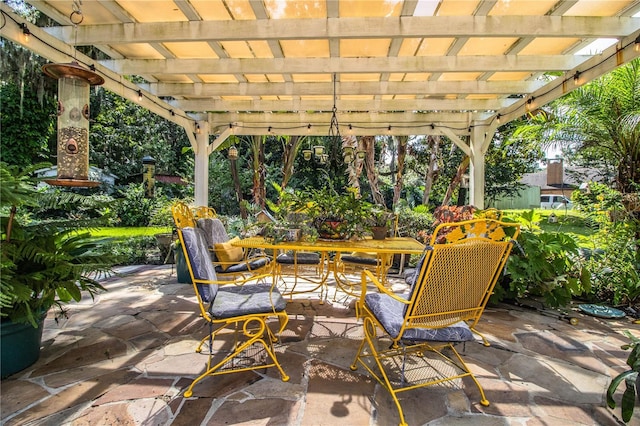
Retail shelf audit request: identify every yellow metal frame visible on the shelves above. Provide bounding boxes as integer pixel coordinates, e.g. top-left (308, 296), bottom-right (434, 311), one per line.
top-left (193, 205), bottom-right (217, 220)
top-left (171, 201), bottom-right (196, 228)
top-left (350, 219), bottom-right (520, 426)
top-left (274, 250), bottom-right (330, 301)
top-left (233, 236), bottom-right (425, 301)
top-left (334, 251), bottom-right (394, 292)
top-left (177, 228), bottom-right (289, 398)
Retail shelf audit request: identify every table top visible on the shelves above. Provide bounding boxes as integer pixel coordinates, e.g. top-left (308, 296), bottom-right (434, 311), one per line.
top-left (233, 236), bottom-right (425, 254)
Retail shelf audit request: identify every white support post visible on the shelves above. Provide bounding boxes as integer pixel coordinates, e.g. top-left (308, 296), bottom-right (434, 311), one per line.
top-left (469, 126), bottom-right (487, 210)
top-left (194, 123), bottom-right (210, 207)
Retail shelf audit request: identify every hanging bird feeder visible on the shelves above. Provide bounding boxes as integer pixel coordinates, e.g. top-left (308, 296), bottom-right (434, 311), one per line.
top-left (42, 61), bottom-right (104, 187)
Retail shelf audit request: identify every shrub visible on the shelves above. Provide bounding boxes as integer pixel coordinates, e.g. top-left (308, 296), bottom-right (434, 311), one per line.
top-left (584, 223), bottom-right (640, 306)
top-left (396, 206), bottom-right (434, 243)
top-left (114, 183), bottom-right (170, 227)
top-left (494, 209), bottom-right (590, 307)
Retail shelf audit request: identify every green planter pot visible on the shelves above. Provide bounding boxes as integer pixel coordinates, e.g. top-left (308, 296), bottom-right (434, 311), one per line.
top-left (1, 313), bottom-right (46, 378)
top-left (174, 246), bottom-right (192, 284)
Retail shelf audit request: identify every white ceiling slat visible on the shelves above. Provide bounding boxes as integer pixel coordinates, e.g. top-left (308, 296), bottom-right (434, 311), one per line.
top-left (96, 0), bottom-right (136, 23)
top-left (51, 16), bottom-right (639, 45)
top-left (101, 55), bottom-right (584, 75)
top-left (170, 98), bottom-right (516, 113)
top-left (208, 111), bottom-right (480, 136)
top-left (150, 80), bottom-right (544, 97)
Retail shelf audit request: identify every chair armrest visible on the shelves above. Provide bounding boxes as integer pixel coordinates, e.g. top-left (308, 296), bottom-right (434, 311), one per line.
top-left (358, 270), bottom-right (409, 318)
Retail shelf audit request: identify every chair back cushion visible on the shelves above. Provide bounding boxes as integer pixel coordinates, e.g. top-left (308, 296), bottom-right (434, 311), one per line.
top-left (197, 218), bottom-right (231, 261)
top-left (180, 227), bottom-right (219, 303)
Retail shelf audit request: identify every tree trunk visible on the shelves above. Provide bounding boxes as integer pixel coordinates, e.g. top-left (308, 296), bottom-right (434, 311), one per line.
top-left (281, 135), bottom-right (303, 190)
top-left (342, 135), bottom-right (360, 194)
top-left (442, 155), bottom-right (470, 206)
top-left (251, 135), bottom-right (266, 209)
top-left (362, 136), bottom-right (386, 207)
top-left (422, 135), bottom-right (441, 205)
top-left (229, 158), bottom-right (247, 219)
top-left (393, 135), bottom-right (408, 209)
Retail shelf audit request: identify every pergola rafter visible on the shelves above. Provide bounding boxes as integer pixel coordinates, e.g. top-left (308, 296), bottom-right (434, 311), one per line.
top-left (2, 0), bottom-right (639, 208)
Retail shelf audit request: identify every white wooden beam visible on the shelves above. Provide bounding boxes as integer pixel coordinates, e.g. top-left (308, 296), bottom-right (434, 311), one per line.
top-left (48, 16), bottom-right (640, 44)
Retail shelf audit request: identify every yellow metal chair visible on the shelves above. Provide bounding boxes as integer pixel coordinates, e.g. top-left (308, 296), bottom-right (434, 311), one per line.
top-left (350, 219), bottom-right (520, 426)
top-left (334, 250), bottom-right (393, 297)
top-left (178, 226), bottom-right (289, 397)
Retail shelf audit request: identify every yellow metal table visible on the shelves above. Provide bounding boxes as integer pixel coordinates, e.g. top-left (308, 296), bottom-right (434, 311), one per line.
top-left (233, 236), bottom-right (425, 300)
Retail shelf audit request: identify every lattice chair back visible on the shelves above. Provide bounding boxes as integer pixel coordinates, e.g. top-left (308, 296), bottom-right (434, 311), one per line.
top-left (193, 206), bottom-right (217, 220)
top-left (172, 201), bottom-right (196, 229)
top-left (407, 236), bottom-right (513, 335)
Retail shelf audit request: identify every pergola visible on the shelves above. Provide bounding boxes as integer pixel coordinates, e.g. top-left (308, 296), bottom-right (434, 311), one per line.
top-left (3, 0), bottom-right (640, 208)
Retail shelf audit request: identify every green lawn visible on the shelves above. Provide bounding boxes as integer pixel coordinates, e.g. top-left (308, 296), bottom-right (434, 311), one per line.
top-left (502, 209), bottom-right (599, 245)
top-left (90, 227), bottom-right (172, 239)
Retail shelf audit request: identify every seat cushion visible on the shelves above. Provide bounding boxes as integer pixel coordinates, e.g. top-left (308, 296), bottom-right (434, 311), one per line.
top-left (276, 252), bottom-right (320, 265)
top-left (214, 236), bottom-right (244, 270)
top-left (364, 293), bottom-right (474, 342)
top-left (341, 254), bottom-right (378, 266)
top-left (215, 257), bottom-right (270, 274)
top-left (210, 284), bottom-right (287, 318)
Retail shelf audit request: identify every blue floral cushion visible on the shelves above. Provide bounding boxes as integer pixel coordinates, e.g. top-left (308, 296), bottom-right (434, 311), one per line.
top-left (364, 293), bottom-right (473, 342)
top-left (211, 284), bottom-right (287, 318)
top-left (181, 227), bottom-right (219, 303)
top-left (215, 257), bottom-right (270, 274)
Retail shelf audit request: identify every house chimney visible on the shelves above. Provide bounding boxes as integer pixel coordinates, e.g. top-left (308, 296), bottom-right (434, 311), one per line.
top-left (547, 158), bottom-right (563, 186)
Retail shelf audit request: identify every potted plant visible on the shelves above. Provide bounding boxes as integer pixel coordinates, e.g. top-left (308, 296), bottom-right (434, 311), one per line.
top-left (369, 207), bottom-right (394, 240)
top-left (303, 186), bottom-right (372, 240)
top-left (1, 163), bottom-right (117, 378)
top-left (607, 331), bottom-right (640, 423)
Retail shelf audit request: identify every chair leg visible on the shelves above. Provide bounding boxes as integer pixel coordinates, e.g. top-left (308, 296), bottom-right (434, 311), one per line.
top-left (350, 317), bottom-right (409, 426)
top-left (470, 325), bottom-right (491, 347)
top-left (183, 316), bottom-right (289, 398)
top-left (447, 343), bottom-right (490, 406)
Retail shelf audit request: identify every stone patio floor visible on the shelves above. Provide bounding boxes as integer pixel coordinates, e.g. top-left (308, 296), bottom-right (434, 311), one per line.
top-left (1, 264), bottom-right (639, 426)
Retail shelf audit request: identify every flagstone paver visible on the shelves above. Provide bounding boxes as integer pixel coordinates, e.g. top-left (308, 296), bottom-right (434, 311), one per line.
top-left (1, 264), bottom-right (635, 425)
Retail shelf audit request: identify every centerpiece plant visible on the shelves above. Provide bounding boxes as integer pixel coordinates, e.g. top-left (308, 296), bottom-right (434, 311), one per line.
top-left (302, 185), bottom-right (373, 240)
top-left (368, 207), bottom-right (395, 239)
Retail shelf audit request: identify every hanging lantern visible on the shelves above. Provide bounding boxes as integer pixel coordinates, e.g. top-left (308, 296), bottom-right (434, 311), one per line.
top-left (42, 61), bottom-right (104, 187)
